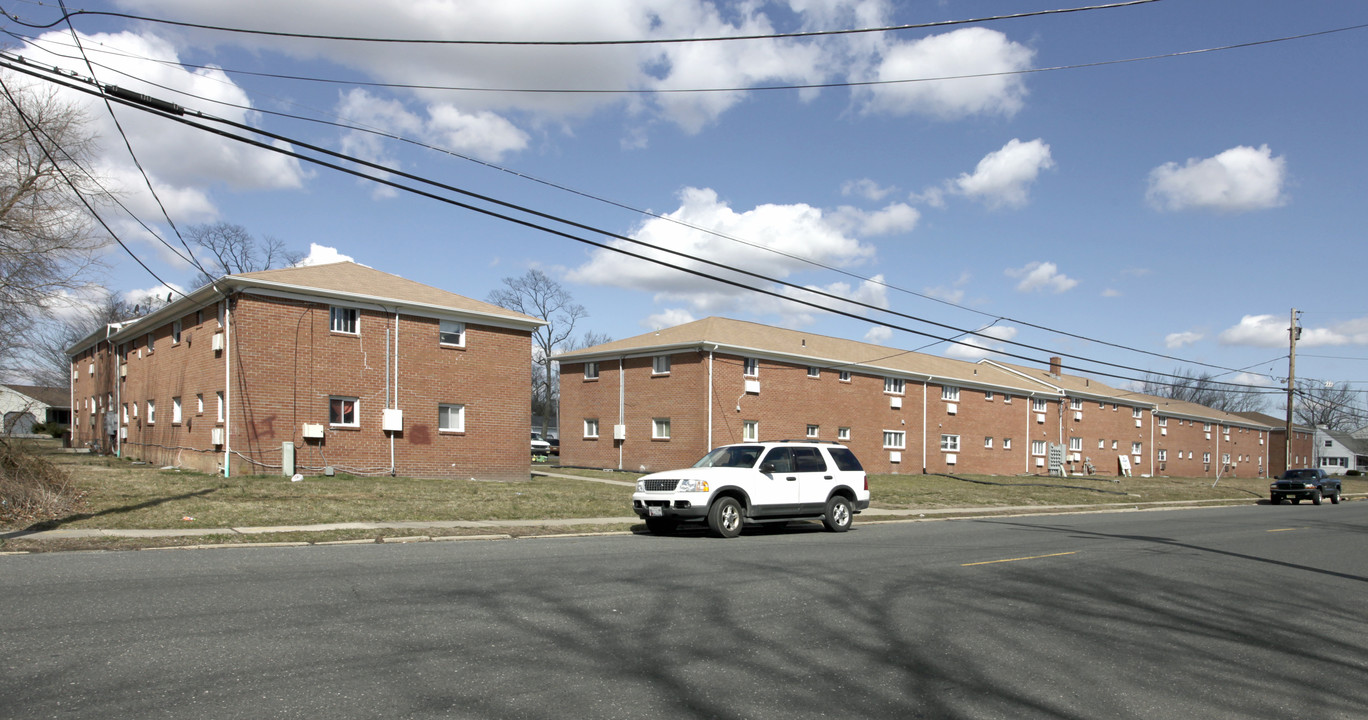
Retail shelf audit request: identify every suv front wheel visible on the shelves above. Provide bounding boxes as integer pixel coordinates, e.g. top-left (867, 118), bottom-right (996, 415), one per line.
top-left (823, 496), bottom-right (853, 532)
top-left (708, 496), bottom-right (744, 538)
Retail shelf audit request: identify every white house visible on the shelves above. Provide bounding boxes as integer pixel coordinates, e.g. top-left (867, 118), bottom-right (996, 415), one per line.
top-left (0, 384), bottom-right (70, 436)
top-left (1314, 428), bottom-right (1368, 475)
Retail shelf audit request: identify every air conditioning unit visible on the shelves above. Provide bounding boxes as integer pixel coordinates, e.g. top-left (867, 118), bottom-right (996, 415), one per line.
top-left (1074, 411), bottom-right (1082, 421)
top-left (119, 365), bottom-right (127, 378)
top-left (890, 396), bottom-right (902, 410)
top-left (211, 427), bottom-right (225, 445)
top-left (744, 379), bottom-right (760, 394)
top-left (1205, 432), bottom-right (1211, 440)
top-left (889, 451), bottom-right (902, 463)
top-left (1035, 457), bottom-right (1045, 468)
top-left (211, 333), bottom-right (224, 351)
top-left (1161, 428), bottom-right (1167, 436)
top-left (302, 423), bottom-right (325, 439)
top-left (945, 453), bottom-right (957, 465)
top-left (613, 424), bottom-right (626, 440)
top-left (119, 427), bottom-right (127, 440)
top-left (1036, 413), bottom-right (1045, 424)
top-left (1135, 419), bottom-right (1142, 428)
top-left (946, 403), bottom-right (957, 415)
top-left (382, 408), bottom-right (403, 432)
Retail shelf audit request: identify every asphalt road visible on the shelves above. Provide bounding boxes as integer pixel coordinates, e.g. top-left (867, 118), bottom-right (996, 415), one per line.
top-left (4, 503), bottom-right (1367, 719)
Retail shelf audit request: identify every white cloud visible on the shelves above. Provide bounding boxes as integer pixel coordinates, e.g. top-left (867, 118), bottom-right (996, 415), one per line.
top-left (296, 244), bottom-right (358, 267)
top-left (1005, 261), bottom-right (1077, 294)
top-left (1101, 288), bottom-right (1122, 298)
top-left (567, 187), bottom-right (876, 318)
top-left (864, 325), bottom-right (893, 344)
top-left (841, 179), bottom-right (896, 201)
top-left (1147, 144), bottom-right (1288, 213)
top-left (1165, 331), bottom-right (1203, 349)
top-left (924, 272), bottom-right (972, 304)
top-left (954, 138), bottom-right (1054, 209)
top-left (338, 89), bottom-right (529, 165)
top-left (945, 325), bottom-right (1018, 361)
top-left (1219, 314), bottom-right (1368, 348)
top-left (858, 27), bottom-right (1034, 119)
top-left (828, 202), bottom-right (920, 236)
top-left (643, 308), bottom-right (696, 330)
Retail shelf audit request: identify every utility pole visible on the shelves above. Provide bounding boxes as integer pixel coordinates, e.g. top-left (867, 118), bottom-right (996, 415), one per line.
top-left (1285, 308), bottom-right (1300, 472)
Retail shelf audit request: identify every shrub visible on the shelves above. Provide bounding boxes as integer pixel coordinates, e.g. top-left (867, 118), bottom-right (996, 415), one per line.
top-left (1346, 470), bottom-right (1361, 477)
top-left (44, 423), bottom-right (67, 439)
top-left (0, 439), bottom-right (80, 525)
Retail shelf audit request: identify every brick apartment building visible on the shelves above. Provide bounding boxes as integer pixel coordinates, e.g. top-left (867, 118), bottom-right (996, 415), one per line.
top-left (68, 262), bottom-right (543, 480)
top-left (1232, 412), bottom-right (1315, 476)
top-left (554, 317), bottom-right (1275, 478)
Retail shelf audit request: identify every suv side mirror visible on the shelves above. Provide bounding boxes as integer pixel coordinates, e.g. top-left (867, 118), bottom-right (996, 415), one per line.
top-left (760, 462), bottom-right (775, 474)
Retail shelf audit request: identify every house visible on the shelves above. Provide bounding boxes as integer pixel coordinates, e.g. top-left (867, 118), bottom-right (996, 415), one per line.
top-left (1314, 428), bottom-right (1368, 475)
top-left (1232, 411), bottom-right (1316, 475)
top-left (0, 384), bottom-right (71, 436)
top-left (553, 316), bottom-right (1274, 478)
top-left (67, 262), bottom-right (544, 480)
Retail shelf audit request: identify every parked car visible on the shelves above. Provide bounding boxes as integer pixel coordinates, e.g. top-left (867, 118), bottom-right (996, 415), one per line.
top-left (1270, 468), bottom-right (1341, 505)
top-left (631, 440), bottom-right (870, 538)
top-left (531, 432), bottom-right (551, 455)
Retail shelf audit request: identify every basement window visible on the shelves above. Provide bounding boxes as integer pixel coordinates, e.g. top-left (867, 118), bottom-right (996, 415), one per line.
top-left (438, 404), bottom-right (465, 433)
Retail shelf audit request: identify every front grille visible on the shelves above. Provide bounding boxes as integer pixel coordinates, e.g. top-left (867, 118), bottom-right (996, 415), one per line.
top-left (643, 478), bottom-right (680, 492)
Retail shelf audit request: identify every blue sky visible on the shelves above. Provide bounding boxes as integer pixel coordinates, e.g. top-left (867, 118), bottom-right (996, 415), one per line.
top-left (8, 0), bottom-right (1368, 407)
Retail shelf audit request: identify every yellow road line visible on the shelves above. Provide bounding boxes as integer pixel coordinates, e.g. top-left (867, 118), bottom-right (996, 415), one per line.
top-left (962, 551), bottom-right (1076, 567)
top-left (1267, 528), bottom-right (1298, 533)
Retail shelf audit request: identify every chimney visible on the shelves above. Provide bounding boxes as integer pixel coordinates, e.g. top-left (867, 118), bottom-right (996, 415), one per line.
top-left (1049, 356), bottom-right (1062, 376)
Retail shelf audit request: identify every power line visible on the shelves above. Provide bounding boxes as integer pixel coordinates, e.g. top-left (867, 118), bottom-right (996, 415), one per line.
top-left (5, 1), bottom-right (1162, 46)
top-left (4, 34), bottom-right (1305, 385)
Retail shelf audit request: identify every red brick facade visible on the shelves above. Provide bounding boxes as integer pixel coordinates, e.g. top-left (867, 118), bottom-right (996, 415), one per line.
top-left (556, 318), bottom-right (1276, 479)
top-left (69, 264), bottom-right (539, 481)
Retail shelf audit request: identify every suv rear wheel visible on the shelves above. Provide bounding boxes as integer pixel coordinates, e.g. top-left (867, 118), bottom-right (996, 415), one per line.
top-left (708, 496), bottom-right (743, 538)
top-left (822, 496), bottom-right (852, 532)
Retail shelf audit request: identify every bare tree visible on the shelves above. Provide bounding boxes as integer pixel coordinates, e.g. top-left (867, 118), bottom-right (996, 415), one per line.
top-left (0, 76), bottom-right (110, 379)
top-left (1141, 367), bottom-right (1269, 414)
top-left (486, 270), bottom-right (588, 438)
top-left (188, 222), bottom-right (302, 287)
top-left (29, 288), bottom-right (147, 387)
top-left (1292, 380), bottom-right (1364, 431)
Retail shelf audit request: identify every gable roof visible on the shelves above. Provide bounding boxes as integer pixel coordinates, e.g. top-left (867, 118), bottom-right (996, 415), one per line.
top-left (2, 384), bottom-right (69, 409)
top-left (553, 316), bottom-right (1062, 395)
top-left (69, 262), bottom-right (543, 355)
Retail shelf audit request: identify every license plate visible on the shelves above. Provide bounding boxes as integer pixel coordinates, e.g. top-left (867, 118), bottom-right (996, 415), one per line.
top-left (648, 506), bottom-right (663, 517)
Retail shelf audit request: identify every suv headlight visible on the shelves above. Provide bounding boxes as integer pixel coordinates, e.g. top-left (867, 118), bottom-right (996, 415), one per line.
top-left (636, 479), bottom-right (646, 492)
top-left (677, 478), bottom-right (710, 493)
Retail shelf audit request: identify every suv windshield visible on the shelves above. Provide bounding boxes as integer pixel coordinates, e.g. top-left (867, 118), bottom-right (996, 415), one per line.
top-left (693, 445), bottom-right (764, 469)
top-left (1281, 469), bottom-right (1319, 479)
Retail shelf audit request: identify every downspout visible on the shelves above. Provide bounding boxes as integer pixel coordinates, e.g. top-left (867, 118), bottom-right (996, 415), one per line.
top-left (618, 356), bottom-right (625, 471)
top-left (921, 379), bottom-right (927, 474)
top-left (110, 325), bottom-right (120, 458)
top-left (1025, 397), bottom-right (1031, 474)
top-left (385, 310), bottom-right (393, 476)
top-left (707, 346), bottom-right (715, 452)
top-left (390, 309), bottom-right (399, 477)
top-left (1149, 410), bottom-right (1155, 476)
top-left (223, 296), bottom-right (232, 478)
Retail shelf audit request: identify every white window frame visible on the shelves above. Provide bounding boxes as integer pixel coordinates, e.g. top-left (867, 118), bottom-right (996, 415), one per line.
top-left (216, 391), bottom-right (224, 423)
top-left (652, 355), bottom-right (671, 375)
top-left (1132, 442), bottom-right (1143, 455)
top-left (837, 427), bottom-right (850, 441)
top-left (1031, 440), bottom-right (1047, 456)
top-left (807, 366), bottom-right (820, 378)
top-left (838, 370), bottom-right (851, 382)
top-left (146, 399), bottom-right (155, 424)
top-left (942, 386), bottom-right (960, 402)
top-left (1158, 416), bottom-right (1168, 427)
top-left (1003, 394), bottom-right (1012, 404)
top-left (1003, 438), bottom-right (1012, 450)
top-left (984, 390), bottom-right (994, 401)
top-left (172, 319), bottom-right (182, 344)
top-left (196, 394), bottom-right (204, 415)
top-left (583, 418), bottom-right (600, 439)
top-left (584, 361), bottom-right (599, 380)
top-left (438, 403), bottom-right (465, 432)
top-left (806, 424), bottom-right (819, 438)
top-left (1069, 437), bottom-right (1082, 451)
top-left (940, 434), bottom-right (960, 452)
top-left (1132, 407), bottom-right (1144, 419)
top-left (1032, 398), bottom-right (1048, 412)
top-left (743, 358), bottom-right (758, 377)
top-left (1070, 398), bottom-right (1083, 410)
top-left (884, 377), bottom-right (905, 395)
top-left (147, 332), bottom-right (155, 352)
top-left (984, 436), bottom-right (994, 449)
top-left (652, 417), bottom-right (671, 439)
top-left (1157, 449), bottom-right (1168, 462)
top-left (329, 396), bottom-right (359, 427)
top-left (172, 397), bottom-right (182, 425)
top-left (883, 430), bottom-right (906, 449)
top-left (330, 306), bottom-right (359, 335)
top-left (742, 420), bottom-right (758, 442)
top-left (439, 319), bottom-right (465, 347)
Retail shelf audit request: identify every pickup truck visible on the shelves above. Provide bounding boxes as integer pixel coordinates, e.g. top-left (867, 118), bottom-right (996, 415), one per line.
top-left (1270, 468), bottom-right (1341, 505)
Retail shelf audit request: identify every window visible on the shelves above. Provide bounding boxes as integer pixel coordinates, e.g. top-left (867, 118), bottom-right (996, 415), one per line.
top-left (807, 366), bottom-right (821, 378)
top-left (217, 301), bottom-right (225, 327)
top-left (216, 391), bottom-right (224, 422)
top-left (984, 437), bottom-right (994, 448)
top-left (1202, 452), bottom-right (1210, 464)
top-left (1070, 398), bottom-right (1082, 410)
top-left (583, 418), bottom-right (600, 439)
top-left (838, 370), bottom-right (851, 382)
top-left (1003, 438), bottom-right (1012, 450)
top-left (330, 306), bottom-right (359, 334)
top-left (743, 420), bottom-right (758, 442)
top-left (1203, 423), bottom-right (1212, 431)
top-left (1032, 398), bottom-right (1047, 412)
top-left (1324, 439), bottom-right (1334, 448)
top-left (838, 427), bottom-right (850, 441)
top-left (329, 396), bottom-right (358, 427)
top-left (1031, 441), bottom-right (1046, 456)
top-left (439, 319), bottom-right (465, 346)
top-left (172, 319), bottom-right (182, 344)
top-left (743, 358), bottom-right (758, 376)
top-left (806, 424), bottom-right (819, 438)
top-left (985, 390), bottom-right (994, 401)
top-left (438, 404), bottom-right (464, 432)
top-left (941, 434), bottom-right (960, 452)
top-left (1132, 442), bottom-right (1143, 455)
top-left (196, 394), bottom-right (204, 414)
top-left (147, 332), bottom-right (155, 352)
top-left (1069, 437), bottom-right (1082, 451)
top-left (883, 431), bottom-right (906, 449)
top-left (1111, 440), bottom-right (1118, 450)
top-left (1158, 417), bottom-right (1168, 427)
top-left (1158, 449), bottom-right (1168, 462)
top-left (1003, 394), bottom-right (1012, 404)
top-left (584, 361), bottom-right (599, 380)
top-left (884, 377), bottom-right (905, 395)
top-left (1222, 453), bottom-right (1231, 465)
top-left (132, 402), bottom-right (138, 419)
top-left (942, 386), bottom-right (960, 401)
top-left (146, 400), bottom-right (155, 424)
top-left (652, 355), bottom-right (671, 375)
top-left (122, 403), bottom-right (129, 423)
top-left (1098, 439), bottom-right (1106, 449)
top-left (1132, 407), bottom-right (1143, 419)
top-left (172, 397), bottom-right (182, 424)
top-left (652, 418), bottom-right (671, 439)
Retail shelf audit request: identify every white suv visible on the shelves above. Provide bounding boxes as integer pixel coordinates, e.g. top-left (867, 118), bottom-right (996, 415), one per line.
top-left (632, 441), bottom-right (870, 538)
